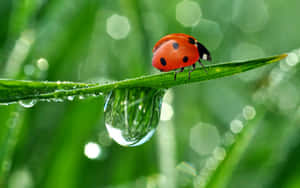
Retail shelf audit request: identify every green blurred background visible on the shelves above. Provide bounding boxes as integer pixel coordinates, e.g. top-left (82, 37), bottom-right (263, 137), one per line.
top-left (1, 0), bottom-right (300, 187)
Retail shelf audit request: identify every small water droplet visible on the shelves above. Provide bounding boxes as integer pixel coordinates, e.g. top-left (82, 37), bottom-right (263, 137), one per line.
top-left (55, 98), bottom-right (64, 103)
top-left (79, 95), bottom-right (85, 100)
top-left (67, 96), bottom-right (75, 101)
top-left (104, 88), bottom-right (165, 147)
top-left (19, 100), bottom-right (37, 108)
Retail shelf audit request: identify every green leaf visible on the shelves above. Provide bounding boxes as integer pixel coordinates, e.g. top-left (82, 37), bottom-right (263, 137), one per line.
top-left (0, 54), bottom-right (287, 103)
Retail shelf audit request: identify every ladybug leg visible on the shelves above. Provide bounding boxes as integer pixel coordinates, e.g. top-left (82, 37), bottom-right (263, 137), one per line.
top-left (174, 67), bottom-right (184, 80)
top-left (188, 64), bottom-right (196, 80)
top-left (198, 59), bottom-right (208, 74)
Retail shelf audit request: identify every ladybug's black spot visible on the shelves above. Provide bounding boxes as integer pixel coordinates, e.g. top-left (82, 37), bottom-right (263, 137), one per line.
top-left (183, 56), bottom-right (189, 63)
top-left (172, 42), bottom-right (179, 50)
top-left (160, 57), bottom-right (167, 66)
top-left (188, 37), bottom-right (195, 44)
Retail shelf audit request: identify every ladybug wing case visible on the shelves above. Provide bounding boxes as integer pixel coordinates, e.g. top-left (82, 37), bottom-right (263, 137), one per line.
top-left (152, 39), bottom-right (199, 72)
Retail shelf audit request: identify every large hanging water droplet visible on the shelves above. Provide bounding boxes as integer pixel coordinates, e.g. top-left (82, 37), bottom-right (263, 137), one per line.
top-left (104, 88), bottom-right (165, 147)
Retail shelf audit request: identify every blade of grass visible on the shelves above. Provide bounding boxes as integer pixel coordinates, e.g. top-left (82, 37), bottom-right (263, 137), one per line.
top-left (0, 54), bottom-right (287, 103)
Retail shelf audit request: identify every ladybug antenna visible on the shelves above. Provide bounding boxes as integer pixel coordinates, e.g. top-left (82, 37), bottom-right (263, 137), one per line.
top-left (196, 42), bottom-right (211, 61)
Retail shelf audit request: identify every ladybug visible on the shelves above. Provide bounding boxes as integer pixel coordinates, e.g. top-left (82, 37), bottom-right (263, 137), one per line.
top-left (152, 33), bottom-right (211, 80)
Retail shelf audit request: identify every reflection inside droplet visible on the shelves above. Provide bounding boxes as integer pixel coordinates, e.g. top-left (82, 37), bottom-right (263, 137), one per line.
top-left (104, 88), bottom-right (165, 147)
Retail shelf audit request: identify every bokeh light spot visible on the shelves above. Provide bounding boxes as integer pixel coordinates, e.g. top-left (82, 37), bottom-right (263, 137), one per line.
top-left (98, 131), bottom-right (112, 147)
top-left (232, 0), bottom-right (269, 33)
top-left (223, 132), bottom-right (235, 146)
top-left (176, 162), bottom-right (197, 176)
top-left (192, 19), bottom-right (223, 50)
top-left (231, 42), bottom-right (265, 81)
top-left (106, 14), bottom-right (130, 40)
top-left (176, 0), bottom-right (202, 27)
top-left (286, 53), bottom-right (299, 67)
top-left (230, 119), bottom-right (244, 134)
top-left (8, 168), bottom-right (33, 188)
top-left (37, 58), bottom-right (49, 71)
top-left (277, 84), bottom-right (299, 111)
top-left (190, 123), bottom-right (220, 155)
top-left (213, 147), bottom-right (226, 161)
top-left (242, 105), bottom-right (256, 120)
top-left (84, 142), bottom-right (101, 159)
top-left (24, 64), bottom-right (35, 76)
top-left (205, 157), bottom-right (218, 170)
top-left (231, 42), bottom-right (265, 60)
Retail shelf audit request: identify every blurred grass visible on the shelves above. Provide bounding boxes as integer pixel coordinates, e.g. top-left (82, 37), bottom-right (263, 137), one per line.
top-left (205, 109), bottom-right (265, 188)
top-left (0, 0), bottom-right (300, 188)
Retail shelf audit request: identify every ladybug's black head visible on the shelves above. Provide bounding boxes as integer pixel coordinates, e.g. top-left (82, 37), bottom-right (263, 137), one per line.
top-left (196, 42), bottom-right (211, 61)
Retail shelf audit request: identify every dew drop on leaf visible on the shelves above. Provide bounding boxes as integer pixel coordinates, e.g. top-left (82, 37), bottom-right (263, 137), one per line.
top-left (18, 99), bottom-right (37, 108)
top-left (67, 96), bottom-right (75, 101)
top-left (104, 88), bottom-right (165, 147)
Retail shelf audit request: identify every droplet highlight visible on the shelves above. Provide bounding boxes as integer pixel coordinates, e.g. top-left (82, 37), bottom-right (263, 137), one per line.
top-left (104, 88), bottom-right (165, 147)
top-left (19, 100), bottom-right (37, 108)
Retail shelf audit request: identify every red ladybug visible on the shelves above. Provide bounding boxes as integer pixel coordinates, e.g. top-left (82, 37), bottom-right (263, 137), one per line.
top-left (152, 33), bottom-right (211, 80)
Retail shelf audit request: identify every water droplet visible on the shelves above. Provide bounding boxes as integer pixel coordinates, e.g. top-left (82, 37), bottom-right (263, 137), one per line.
top-left (67, 96), bottom-right (75, 101)
top-left (0, 103), bottom-right (10, 106)
top-left (79, 95), bottom-right (85, 100)
top-left (19, 100), bottom-right (37, 108)
top-left (104, 88), bottom-right (165, 147)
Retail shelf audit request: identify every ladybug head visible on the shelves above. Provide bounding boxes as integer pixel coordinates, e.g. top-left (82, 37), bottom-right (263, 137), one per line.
top-left (196, 42), bottom-right (211, 61)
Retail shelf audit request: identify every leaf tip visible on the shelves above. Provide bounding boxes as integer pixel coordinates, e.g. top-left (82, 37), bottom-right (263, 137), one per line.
top-left (276, 53), bottom-right (288, 61)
